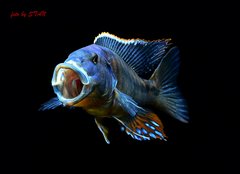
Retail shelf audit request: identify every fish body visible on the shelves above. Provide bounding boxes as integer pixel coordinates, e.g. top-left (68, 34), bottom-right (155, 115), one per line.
top-left (73, 44), bottom-right (154, 116)
top-left (40, 32), bottom-right (189, 143)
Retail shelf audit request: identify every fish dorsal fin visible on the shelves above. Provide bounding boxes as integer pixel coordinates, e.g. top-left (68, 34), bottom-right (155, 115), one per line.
top-left (94, 32), bottom-right (171, 79)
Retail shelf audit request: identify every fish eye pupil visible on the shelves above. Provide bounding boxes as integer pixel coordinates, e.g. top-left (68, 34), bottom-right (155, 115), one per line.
top-left (92, 54), bottom-right (98, 64)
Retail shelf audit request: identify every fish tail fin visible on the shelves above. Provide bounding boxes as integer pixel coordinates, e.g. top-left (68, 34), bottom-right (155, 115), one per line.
top-left (150, 47), bottom-right (189, 123)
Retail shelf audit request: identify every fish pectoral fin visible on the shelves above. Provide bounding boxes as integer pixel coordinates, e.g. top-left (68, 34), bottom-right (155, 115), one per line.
top-left (114, 89), bottom-right (167, 141)
top-left (95, 118), bottom-right (110, 144)
top-left (39, 97), bottom-right (62, 111)
top-left (114, 88), bottom-right (145, 117)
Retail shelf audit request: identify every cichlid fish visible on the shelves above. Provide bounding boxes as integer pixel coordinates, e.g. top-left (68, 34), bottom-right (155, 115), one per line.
top-left (40, 32), bottom-right (189, 144)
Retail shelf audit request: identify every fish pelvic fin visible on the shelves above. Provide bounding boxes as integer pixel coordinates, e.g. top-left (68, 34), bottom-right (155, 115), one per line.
top-left (95, 118), bottom-right (110, 144)
top-left (39, 97), bottom-right (62, 111)
top-left (150, 47), bottom-right (189, 123)
top-left (114, 89), bottom-right (167, 141)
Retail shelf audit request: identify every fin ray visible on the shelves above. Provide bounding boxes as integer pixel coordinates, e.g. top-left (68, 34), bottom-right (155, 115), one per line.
top-left (39, 97), bottom-right (62, 111)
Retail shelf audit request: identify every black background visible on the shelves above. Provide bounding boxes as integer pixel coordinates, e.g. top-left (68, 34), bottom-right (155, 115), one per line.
top-left (2, 0), bottom-right (237, 173)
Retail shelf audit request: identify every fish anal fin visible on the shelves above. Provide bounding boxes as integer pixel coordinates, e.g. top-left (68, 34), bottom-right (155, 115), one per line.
top-left (133, 112), bottom-right (167, 140)
top-left (115, 112), bottom-right (167, 141)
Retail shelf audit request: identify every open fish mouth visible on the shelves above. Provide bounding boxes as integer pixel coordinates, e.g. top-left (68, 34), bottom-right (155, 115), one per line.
top-left (51, 63), bottom-right (92, 106)
top-left (55, 68), bottom-right (83, 99)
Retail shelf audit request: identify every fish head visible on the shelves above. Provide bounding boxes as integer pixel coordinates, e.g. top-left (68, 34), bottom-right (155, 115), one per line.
top-left (51, 45), bottom-right (117, 107)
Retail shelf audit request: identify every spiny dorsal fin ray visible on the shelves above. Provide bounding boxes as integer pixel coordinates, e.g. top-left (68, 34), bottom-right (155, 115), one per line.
top-left (94, 32), bottom-right (171, 79)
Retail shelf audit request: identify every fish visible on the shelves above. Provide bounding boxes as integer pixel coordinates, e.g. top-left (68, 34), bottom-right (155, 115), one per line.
top-left (40, 32), bottom-right (189, 144)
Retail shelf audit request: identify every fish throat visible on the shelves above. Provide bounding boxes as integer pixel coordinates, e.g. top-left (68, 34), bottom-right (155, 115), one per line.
top-left (56, 68), bottom-right (83, 99)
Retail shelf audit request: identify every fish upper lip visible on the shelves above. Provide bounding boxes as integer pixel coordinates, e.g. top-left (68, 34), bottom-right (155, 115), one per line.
top-left (51, 63), bottom-right (92, 106)
top-left (53, 63), bottom-right (90, 85)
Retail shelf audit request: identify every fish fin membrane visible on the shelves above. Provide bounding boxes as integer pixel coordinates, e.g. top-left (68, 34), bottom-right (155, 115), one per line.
top-left (114, 89), bottom-right (167, 141)
top-left (94, 32), bottom-right (171, 79)
top-left (39, 97), bottom-right (62, 111)
top-left (150, 47), bottom-right (189, 123)
top-left (114, 112), bottom-right (167, 141)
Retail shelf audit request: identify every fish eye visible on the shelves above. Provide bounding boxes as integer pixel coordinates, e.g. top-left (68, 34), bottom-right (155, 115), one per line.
top-left (92, 54), bottom-right (98, 65)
